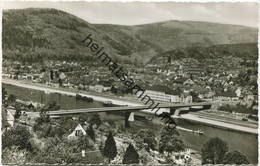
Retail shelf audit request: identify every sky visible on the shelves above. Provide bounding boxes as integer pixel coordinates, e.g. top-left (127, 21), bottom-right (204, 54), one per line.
top-left (1, 1), bottom-right (259, 27)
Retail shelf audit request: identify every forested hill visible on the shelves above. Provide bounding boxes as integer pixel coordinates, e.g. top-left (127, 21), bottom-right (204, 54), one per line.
top-left (2, 8), bottom-right (258, 64)
top-left (148, 43), bottom-right (258, 64)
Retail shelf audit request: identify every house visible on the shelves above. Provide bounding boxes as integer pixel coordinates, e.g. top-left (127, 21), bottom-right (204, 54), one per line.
top-left (172, 149), bottom-right (192, 164)
top-left (198, 88), bottom-right (215, 99)
top-left (68, 124), bottom-right (86, 140)
top-left (215, 88), bottom-right (238, 101)
top-left (180, 93), bottom-right (193, 103)
top-left (183, 79), bottom-right (195, 86)
top-left (5, 108), bottom-right (15, 128)
top-left (145, 90), bottom-right (171, 102)
top-left (59, 72), bottom-right (66, 80)
top-left (95, 85), bottom-right (104, 93)
top-left (170, 95), bottom-right (181, 103)
top-left (52, 82), bottom-right (60, 88)
top-left (89, 85), bottom-right (95, 91)
top-left (235, 87), bottom-right (242, 98)
top-left (173, 77), bottom-right (187, 85)
top-left (241, 94), bottom-right (255, 107)
top-left (145, 85), bottom-right (181, 103)
top-left (2, 73), bottom-right (11, 78)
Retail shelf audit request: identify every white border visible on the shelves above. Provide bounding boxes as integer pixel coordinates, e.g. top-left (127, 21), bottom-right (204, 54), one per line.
top-left (0, 1), bottom-right (259, 165)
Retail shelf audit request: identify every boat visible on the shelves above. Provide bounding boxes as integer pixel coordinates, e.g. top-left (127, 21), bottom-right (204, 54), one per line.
top-left (76, 94), bottom-right (93, 102)
top-left (193, 129), bottom-right (204, 135)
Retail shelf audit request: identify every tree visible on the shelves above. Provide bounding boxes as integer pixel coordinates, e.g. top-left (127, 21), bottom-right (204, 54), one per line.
top-left (38, 108), bottom-right (51, 124)
top-left (190, 91), bottom-right (201, 102)
top-left (33, 137), bottom-right (82, 164)
top-left (33, 108), bottom-right (51, 136)
top-left (103, 131), bottom-right (117, 163)
top-left (2, 125), bottom-right (32, 151)
top-left (122, 144), bottom-right (139, 164)
top-left (87, 124), bottom-right (95, 142)
top-left (14, 104), bottom-right (22, 120)
top-left (135, 129), bottom-right (157, 151)
top-left (201, 137), bottom-right (229, 164)
top-left (159, 127), bottom-right (184, 154)
top-left (7, 94), bottom-right (16, 104)
top-left (223, 151), bottom-right (249, 164)
top-left (78, 113), bottom-right (88, 123)
top-left (48, 124), bottom-right (66, 138)
top-left (89, 113), bottom-right (102, 127)
top-left (2, 146), bottom-right (28, 164)
top-left (77, 135), bottom-right (94, 151)
top-left (2, 87), bottom-right (7, 103)
top-left (45, 101), bottom-right (60, 111)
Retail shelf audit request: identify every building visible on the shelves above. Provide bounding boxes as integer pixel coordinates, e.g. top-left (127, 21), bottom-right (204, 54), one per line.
top-left (172, 149), bottom-right (192, 164)
top-left (68, 124), bottom-right (86, 140)
top-left (5, 107), bottom-right (15, 128)
top-left (89, 84), bottom-right (111, 93)
top-left (215, 88), bottom-right (238, 101)
top-left (170, 95), bottom-right (181, 103)
top-left (183, 79), bottom-right (195, 86)
top-left (93, 84), bottom-right (104, 93)
top-left (145, 90), bottom-right (180, 103)
top-left (180, 93), bottom-right (193, 103)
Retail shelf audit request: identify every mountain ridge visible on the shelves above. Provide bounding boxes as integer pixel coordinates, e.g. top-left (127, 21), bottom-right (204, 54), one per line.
top-left (95, 19), bottom-right (257, 29)
top-left (3, 8), bottom-right (258, 64)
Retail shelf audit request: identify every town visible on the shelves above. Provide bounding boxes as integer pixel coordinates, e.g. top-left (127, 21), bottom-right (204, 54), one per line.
top-left (1, 4), bottom-right (258, 165)
top-left (2, 50), bottom-right (258, 112)
top-left (2, 48), bottom-right (258, 164)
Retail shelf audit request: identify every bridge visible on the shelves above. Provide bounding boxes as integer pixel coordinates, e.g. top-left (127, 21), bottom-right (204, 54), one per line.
top-left (46, 102), bottom-right (211, 116)
top-left (22, 102), bottom-right (211, 127)
top-left (42, 102), bottom-right (211, 127)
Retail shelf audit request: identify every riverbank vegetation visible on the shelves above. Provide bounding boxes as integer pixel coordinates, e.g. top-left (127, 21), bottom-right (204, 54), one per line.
top-left (218, 103), bottom-right (258, 115)
top-left (201, 137), bottom-right (249, 164)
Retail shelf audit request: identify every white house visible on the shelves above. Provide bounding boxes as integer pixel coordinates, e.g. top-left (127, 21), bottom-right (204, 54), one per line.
top-left (144, 90), bottom-right (180, 103)
top-left (170, 95), bottom-right (181, 103)
top-left (183, 79), bottom-right (195, 86)
top-left (172, 149), bottom-right (192, 164)
top-left (59, 72), bottom-right (66, 80)
top-left (89, 85), bottom-right (105, 93)
top-left (180, 94), bottom-right (193, 103)
top-left (94, 85), bottom-right (104, 93)
top-left (235, 87), bottom-right (242, 97)
top-left (6, 108), bottom-right (15, 127)
top-left (68, 124), bottom-right (86, 140)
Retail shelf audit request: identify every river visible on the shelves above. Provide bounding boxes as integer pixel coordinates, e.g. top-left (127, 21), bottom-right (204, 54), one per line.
top-left (3, 83), bottom-right (258, 164)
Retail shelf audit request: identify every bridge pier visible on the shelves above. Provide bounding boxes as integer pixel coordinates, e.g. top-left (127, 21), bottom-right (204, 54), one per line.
top-left (124, 112), bottom-right (131, 128)
top-left (170, 108), bottom-right (176, 115)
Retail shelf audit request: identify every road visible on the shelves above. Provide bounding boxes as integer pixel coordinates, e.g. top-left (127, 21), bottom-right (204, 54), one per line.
top-left (181, 114), bottom-right (258, 134)
top-left (2, 78), bottom-right (142, 106)
top-left (192, 111), bottom-right (257, 128)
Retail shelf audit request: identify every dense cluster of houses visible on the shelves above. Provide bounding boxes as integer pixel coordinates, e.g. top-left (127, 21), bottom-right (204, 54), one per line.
top-left (2, 59), bottom-right (257, 108)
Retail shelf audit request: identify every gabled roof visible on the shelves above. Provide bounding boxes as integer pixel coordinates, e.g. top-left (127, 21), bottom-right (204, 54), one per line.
top-left (173, 77), bottom-right (188, 84)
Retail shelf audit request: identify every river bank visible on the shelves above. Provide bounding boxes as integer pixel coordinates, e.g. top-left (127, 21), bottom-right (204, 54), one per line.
top-left (2, 79), bottom-right (141, 106)
top-left (2, 79), bottom-right (258, 134)
top-left (181, 114), bottom-right (257, 135)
